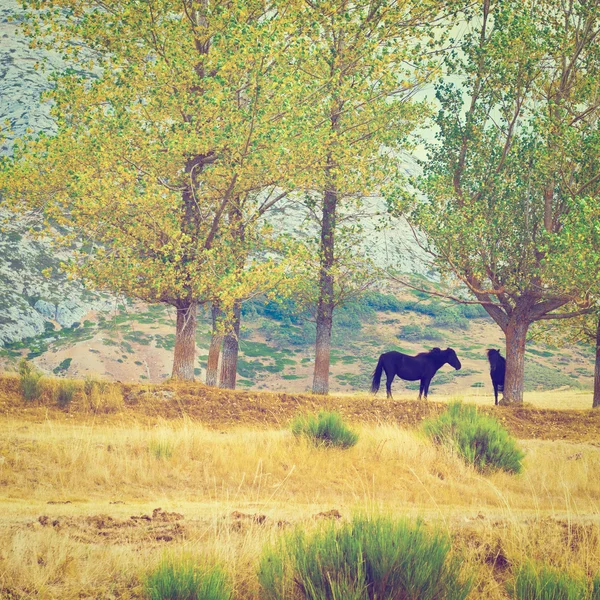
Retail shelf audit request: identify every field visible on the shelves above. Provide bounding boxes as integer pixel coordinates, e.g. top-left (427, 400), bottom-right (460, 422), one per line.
top-left (1, 375), bottom-right (600, 599)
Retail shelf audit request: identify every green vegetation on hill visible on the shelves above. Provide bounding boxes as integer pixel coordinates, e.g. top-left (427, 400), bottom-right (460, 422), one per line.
top-left (1, 290), bottom-right (593, 393)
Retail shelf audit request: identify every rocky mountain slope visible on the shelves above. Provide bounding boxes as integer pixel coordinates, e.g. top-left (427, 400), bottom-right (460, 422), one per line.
top-left (0, 1), bottom-right (111, 346)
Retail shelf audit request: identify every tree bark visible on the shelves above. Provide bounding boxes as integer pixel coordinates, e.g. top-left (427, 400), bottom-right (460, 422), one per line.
top-left (503, 315), bottom-right (529, 404)
top-left (313, 308), bottom-right (333, 395)
top-left (205, 303), bottom-right (223, 387)
top-left (219, 301), bottom-right (241, 390)
top-left (172, 300), bottom-right (197, 381)
top-left (312, 184), bottom-right (337, 395)
top-left (594, 315), bottom-right (600, 408)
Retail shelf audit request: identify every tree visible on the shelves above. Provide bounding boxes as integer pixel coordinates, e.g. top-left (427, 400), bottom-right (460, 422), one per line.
top-left (204, 192), bottom-right (303, 390)
top-left (1, 0), bottom-right (306, 380)
top-left (292, 0), bottom-right (443, 394)
top-left (535, 197), bottom-right (600, 407)
top-left (405, 0), bottom-right (600, 403)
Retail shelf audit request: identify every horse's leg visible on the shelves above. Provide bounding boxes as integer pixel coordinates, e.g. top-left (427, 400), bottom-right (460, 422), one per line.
top-left (418, 379), bottom-right (424, 400)
top-left (423, 377), bottom-right (432, 399)
top-left (385, 369), bottom-right (395, 399)
top-left (493, 383), bottom-right (498, 405)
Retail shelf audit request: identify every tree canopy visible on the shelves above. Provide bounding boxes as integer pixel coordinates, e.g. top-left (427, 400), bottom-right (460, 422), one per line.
top-left (401, 0), bottom-right (600, 402)
top-left (1, 0), bottom-right (310, 379)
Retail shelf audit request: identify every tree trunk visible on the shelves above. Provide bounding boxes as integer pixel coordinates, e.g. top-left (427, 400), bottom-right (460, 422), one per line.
top-left (312, 184), bottom-right (337, 395)
top-left (172, 300), bottom-right (197, 381)
top-left (593, 315), bottom-right (600, 408)
top-left (219, 301), bottom-right (241, 390)
top-left (503, 316), bottom-right (529, 404)
top-left (313, 308), bottom-right (333, 395)
top-left (205, 303), bottom-right (223, 387)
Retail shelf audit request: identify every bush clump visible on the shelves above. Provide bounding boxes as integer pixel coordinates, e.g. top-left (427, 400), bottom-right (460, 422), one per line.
top-left (53, 357), bottom-right (73, 375)
top-left (83, 378), bottom-right (124, 413)
top-left (258, 516), bottom-right (472, 600)
top-left (423, 401), bottom-right (524, 474)
top-left (511, 562), bottom-right (594, 600)
top-left (144, 556), bottom-right (232, 600)
top-left (291, 411), bottom-right (358, 448)
top-left (18, 359), bottom-right (42, 402)
top-left (56, 379), bottom-right (79, 408)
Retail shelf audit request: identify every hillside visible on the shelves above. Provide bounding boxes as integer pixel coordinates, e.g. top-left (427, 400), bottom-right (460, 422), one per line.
top-left (0, 288), bottom-right (594, 396)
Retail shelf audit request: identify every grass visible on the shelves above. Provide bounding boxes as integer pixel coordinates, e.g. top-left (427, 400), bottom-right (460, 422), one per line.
top-left (511, 562), bottom-right (591, 600)
top-left (149, 439), bottom-right (175, 460)
top-left (56, 379), bottom-right (79, 408)
top-left (0, 403), bottom-right (600, 599)
top-left (145, 556), bottom-right (232, 600)
top-left (259, 516), bottom-right (473, 600)
top-left (423, 401), bottom-right (525, 474)
top-left (525, 361), bottom-right (585, 391)
top-left (291, 411), bottom-right (358, 448)
top-left (19, 359), bottom-right (42, 401)
top-left (83, 378), bottom-right (124, 413)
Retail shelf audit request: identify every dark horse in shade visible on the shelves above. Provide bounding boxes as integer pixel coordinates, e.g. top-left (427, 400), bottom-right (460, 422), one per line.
top-left (487, 348), bottom-right (506, 405)
top-left (371, 347), bottom-right (462, 399)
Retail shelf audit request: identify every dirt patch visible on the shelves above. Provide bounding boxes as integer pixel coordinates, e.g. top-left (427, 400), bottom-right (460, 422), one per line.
top-left (226, 510), bottom-right (289, 530)
top-left (2, 375), bottom-right (600, 442)
top-left (314, 509), bottom-right (342, 520)
top-left (33, 507), bottom-right (185, 544)
top-left (487, 404), bottom-right (600, 442)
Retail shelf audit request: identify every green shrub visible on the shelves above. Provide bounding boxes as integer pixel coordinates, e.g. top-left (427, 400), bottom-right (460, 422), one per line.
top-left (362, 291), bottom-right (406, 312)
top-left (18, 359), bottom-right (42, 402)
top-left (423, 401), bottom-right (524, 474)
top-left (149, 440), bottom-right (175, 460)
top-left (145, 556), bottom-right (232, 600)
top-left (433, 309), bottom-right (469, 330)
top-left (399, 324), bottom-right (443, 341)
top-left (57, 380), bottom-right (78, 408)
top-left (511, 562), bottom-right (589, 600)
top-left (291, 411), bottom-right (358, 448)
top-left (258, 516), bottom-right (472, 600)
top-left (52, 357), bottom-right (73, 375)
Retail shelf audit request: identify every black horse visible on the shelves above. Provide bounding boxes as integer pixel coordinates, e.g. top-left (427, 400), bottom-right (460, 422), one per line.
top-left (487, 349), bottom-right (506, 405)
top-left (371, 347), bottom-right (462, 399)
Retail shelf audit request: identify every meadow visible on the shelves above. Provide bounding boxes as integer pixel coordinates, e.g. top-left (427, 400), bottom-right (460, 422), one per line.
top-left (0, 375), bottom-right (599, 599)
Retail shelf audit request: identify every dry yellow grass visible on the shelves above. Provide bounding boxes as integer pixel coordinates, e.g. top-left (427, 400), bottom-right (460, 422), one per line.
top-left (1, 417), bottom-right (599, 512)
top-left (0, 408), bottom-right (600, 599)
top-left (339, 388), bottom-right (596, 411)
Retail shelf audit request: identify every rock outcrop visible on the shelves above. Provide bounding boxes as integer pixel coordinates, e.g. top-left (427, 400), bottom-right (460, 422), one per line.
top-left (0, 1), bottom-right (109, 347)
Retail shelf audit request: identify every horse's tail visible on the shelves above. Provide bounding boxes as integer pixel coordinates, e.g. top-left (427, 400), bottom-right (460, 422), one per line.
top-left (371, 355), bottom-right (384, 394)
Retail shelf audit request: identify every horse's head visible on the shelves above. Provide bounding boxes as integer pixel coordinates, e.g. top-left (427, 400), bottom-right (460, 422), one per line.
top-left (445, 348), bottom-right (462, 370)
top-left (486, 349), bottom-right (503, 364)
